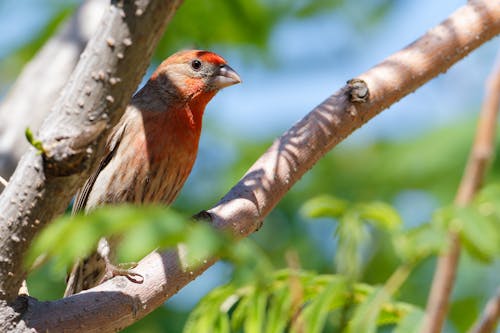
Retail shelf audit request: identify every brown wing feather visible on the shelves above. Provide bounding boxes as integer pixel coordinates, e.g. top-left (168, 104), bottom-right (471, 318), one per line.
top-left (71, 123), bottom-right (127, 214)
top-left (65, 123), bottom-right (126, 296)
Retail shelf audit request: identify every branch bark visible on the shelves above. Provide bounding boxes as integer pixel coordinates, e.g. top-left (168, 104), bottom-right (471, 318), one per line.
top-left (14, 0), bottom-right (500, 332)
top-left (421, 44), bottom-right (500, 333)
top-left (0, 0), bottom-right (183, 321)
top-left (0, 0), bottom-right (107, 180)
top-left (468, 288), bottom-right (500, 333)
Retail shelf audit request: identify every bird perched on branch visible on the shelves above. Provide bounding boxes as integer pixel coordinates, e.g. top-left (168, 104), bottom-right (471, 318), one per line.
top-left (64, 50), bottom-right (241, 296)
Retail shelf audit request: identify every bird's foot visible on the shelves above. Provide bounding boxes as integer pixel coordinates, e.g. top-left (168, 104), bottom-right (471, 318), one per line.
top-left (105, 260), bottom-right (144, 284)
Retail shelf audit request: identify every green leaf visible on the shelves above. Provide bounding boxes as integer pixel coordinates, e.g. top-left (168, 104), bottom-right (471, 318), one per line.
top-left (475, 183), bottom-right (500, 205)
top-left (377, 302), bottom-right (409, 326)
top-left (183, 285), bottom-right (237, 333)
top-left (395, 224), bottom-right (448, 262)
top-left (222, 239), bottom-right (275, 288)
top-left (182, 223), bottom-right (225, 269)
top-left (25, 127), bottom-right (45, 154)
top-left (335, 212), bottom-right (367, 280)
top-left (301, 195), bottom-right (348, 219)
top-left (295, 0), bottom-right (343, 18)
top-left (231, 287), bottom-right (253, 331)
top-left (456, 207), bottom-right (500, 263)
top-left (357, 201), bottom-right (402, 231)
top-left (300, 277), bottom-right (349, 333)
top-left (346, 286), bottom-right (389, 333)
top-left (393, 308), bottom-right (424, 333)
top-left (244, 287), bottom-right (267, 333)
top-left (26, 205), bottom-right (197, 272)
top-left (264, 285), bottom-right (292, 333)
top-left (185, 270), bottom-right (422, 333)
top-left (214, 313), bottom-right (231, 333)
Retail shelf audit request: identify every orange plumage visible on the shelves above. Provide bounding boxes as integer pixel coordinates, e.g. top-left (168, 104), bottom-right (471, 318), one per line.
top-left (64, 50), bottom-right (241, 296)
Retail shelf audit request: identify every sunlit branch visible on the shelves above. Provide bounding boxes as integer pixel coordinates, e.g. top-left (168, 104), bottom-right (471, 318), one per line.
top-left (421, 45), bottom-right (500, 333)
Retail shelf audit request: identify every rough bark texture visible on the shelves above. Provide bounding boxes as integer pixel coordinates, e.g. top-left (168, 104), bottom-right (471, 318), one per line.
top-left (0, 0), bottom-right (107, 180)
top-left (12, 0), bottom-right (499, 332)
top-left (421, 43), bottom-right (500, 333)
top-left (0, 0), bottom-right (183, 317)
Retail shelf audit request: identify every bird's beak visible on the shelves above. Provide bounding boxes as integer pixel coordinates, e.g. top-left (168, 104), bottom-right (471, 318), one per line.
top-left (213, 64), bottom-right (241, 89)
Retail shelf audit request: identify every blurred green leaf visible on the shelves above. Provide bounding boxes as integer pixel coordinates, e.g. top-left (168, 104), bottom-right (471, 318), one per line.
top-left (475, 183), bottom-right (500, 206)
top-left (264, 285), bottom-right (291, 333)
top-left (26, 205), bottom-right (223, 273)
top-left (295, 0), bottom-right (344, 18)
top-left (302, 195), bottom-right (403, 280)
top-left (336, 211), bottom-right (367, 280)
top-left (182, 223), bottom-right (225, 268)
top-left (214, 314), bottom-right (231, 333)
top-left (223, 238), bottom-right (275, 287)
top-left (186, 269), bottom-right (420, 332)
top-left (183, 284), bottom-right (237, 333)
top-left (297, 277), bottom-right (348, 333)
top-left (449, 297), bottom-right (480, 332)
top-left (357, 201), bottom-right (402, 231)
top-left (395, 224), bottom-right (448, 263)
top-left (301, 195), bottom-right (348, 219)
top-left (346, 286), bottom-right (388, 333)
top-left (455, 207), bottom-right (500, 263)
top-left (393, 308), bottom-right (424, 333)
top-left (244, 288), bottom-right (267, 333)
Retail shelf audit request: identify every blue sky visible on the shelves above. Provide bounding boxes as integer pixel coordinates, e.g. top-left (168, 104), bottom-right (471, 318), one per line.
top-left (209, 0), bottom-right (499, 143)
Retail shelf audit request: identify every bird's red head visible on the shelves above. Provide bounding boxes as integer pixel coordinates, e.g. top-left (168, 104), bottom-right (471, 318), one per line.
top-left (151, 50), bottom-right (241, 101)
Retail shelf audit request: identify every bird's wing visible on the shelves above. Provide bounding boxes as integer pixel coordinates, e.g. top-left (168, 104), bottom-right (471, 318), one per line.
top-left (65, 119), bottom-right (127, 297)
top-left (71, 121), bottom-right (127, 214)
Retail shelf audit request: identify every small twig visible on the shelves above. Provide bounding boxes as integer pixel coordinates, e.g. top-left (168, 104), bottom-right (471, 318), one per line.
top-left (421, 46), bottom-right (500, 333)
top-left (468, 287), bottom-right (500, 333)
top-left (0, 176), bottom-right (7, 188)
top-left (286, 250), bottom-right (305, 333)
top-left (18, 281), bottom-right (29, 297)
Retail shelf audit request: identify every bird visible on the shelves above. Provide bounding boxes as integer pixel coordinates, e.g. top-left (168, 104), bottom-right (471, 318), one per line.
top-left (64, 50), bottom-right (241, 296)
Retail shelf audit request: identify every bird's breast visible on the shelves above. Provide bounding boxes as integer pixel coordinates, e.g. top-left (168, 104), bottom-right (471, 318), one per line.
top-left (89, 106), bottom-right (201, 207)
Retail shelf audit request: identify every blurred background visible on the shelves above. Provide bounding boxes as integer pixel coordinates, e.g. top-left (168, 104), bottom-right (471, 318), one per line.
top-left (0, 0), bottom-right (499, 332)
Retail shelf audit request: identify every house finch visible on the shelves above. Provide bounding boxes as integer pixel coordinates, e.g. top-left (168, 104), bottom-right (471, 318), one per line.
top-left (64, 50), bottom-right (241, 296)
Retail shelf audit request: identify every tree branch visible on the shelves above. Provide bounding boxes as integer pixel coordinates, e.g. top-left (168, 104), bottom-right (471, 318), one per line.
top-left (0, 0), bottom-right (183, 305)
top-left (421, 44), bottom-right (500, 333)
top-left (17, 1), bottom-right (500, 332)
top-left (468, 287), bottom-right (500, 333)
top-left (0, 0), bottom-right (107, 180)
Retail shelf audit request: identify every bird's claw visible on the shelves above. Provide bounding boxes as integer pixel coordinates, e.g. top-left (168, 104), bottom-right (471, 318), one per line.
top-left (109, 262), bottom-right (144, 284)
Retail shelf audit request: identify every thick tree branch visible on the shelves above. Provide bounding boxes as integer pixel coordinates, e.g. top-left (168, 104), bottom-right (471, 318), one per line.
top-left (17, 1), bottom-right (500, 332)
top-left (0, 0), bottom-right (107, 180)
top-left (468, 287), bottom-right (500, 333)
top-left (0, 0), bottom-right (183, 305)
top-left (421, 44), bottom-right (500, 333)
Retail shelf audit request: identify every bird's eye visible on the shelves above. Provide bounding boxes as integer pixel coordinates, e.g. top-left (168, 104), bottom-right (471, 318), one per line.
top-left (191, 59), bottom-right (202, 71)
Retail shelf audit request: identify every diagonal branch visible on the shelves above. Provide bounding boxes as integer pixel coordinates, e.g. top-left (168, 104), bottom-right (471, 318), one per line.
top-left (421, 44), bottom-right (500, 333)
top-left (18, 1), bottom-right (500, 332)
top-left (0, 0), bottom-right (184, 304)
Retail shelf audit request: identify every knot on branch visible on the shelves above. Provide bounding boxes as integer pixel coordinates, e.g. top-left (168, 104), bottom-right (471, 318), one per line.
top-left (346, 78), bottom-right (369, 103)
top-left (192, 210), bottom-right (213, 223)
top-left (42, 142), bottom-right (88, 177)
top-left (42, 121), bottom-right (107, 177)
